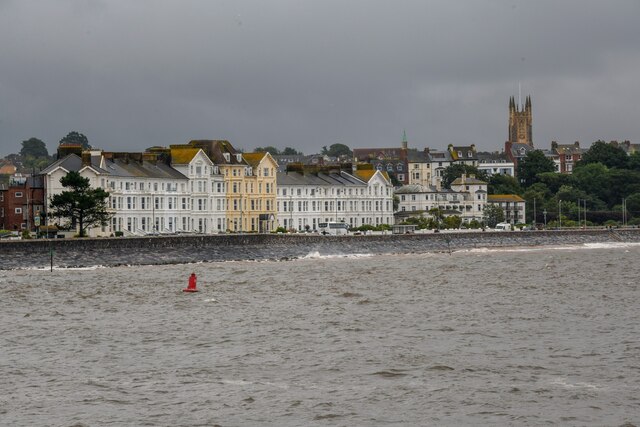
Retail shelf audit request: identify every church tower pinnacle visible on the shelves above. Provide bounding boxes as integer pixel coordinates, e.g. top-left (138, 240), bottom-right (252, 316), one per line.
top-left (508, 94), bottom-right (533, 146)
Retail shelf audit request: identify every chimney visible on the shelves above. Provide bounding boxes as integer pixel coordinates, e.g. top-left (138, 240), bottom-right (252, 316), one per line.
top-left (81, 151), bottom-right (91, 166)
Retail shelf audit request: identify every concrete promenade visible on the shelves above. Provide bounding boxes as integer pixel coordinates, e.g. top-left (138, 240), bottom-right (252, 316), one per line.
top-left (1, 228), bottom-right (639, 270)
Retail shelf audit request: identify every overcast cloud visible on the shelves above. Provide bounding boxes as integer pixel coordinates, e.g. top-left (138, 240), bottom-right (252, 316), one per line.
top-left (1, 0), bottom-right (639, 157)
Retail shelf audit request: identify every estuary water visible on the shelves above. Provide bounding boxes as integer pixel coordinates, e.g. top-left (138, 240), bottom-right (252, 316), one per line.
top-left (1, 243), bottom-right (639, 426)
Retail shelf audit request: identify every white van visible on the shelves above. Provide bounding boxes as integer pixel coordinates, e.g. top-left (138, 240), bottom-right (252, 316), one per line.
top-left (495, 222), bottom-right (512, 231)
top-left (318, 222), bottom-right (349, 235)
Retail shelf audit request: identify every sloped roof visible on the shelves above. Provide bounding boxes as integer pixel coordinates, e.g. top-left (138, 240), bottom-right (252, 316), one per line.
top-left (352, 169), bottom-right (390, 183)
top-left (40, 154), bottom-right (83, 174)
top-left (451, 176), bottom-right (487, 185)
top-left (488, 194), bottom-right (525, 202)
top-left (394, 184), bottom-right (438, 194)
top-left (277, 170), bottom-right (367, 187)
top-left (243, 152), bottom-right (267, 167)
top-left (449, 145), bottom-right (477, 161)
top-left (104, 158), bottom-right (187, 180)
top-left (170, 147), bottom-right (201, 165)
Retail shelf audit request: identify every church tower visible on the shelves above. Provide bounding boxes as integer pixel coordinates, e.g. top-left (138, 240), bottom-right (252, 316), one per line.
top-left (508, 95), bottom-right (533, 146)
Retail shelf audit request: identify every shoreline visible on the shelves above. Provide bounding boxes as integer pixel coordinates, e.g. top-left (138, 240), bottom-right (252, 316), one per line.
top-left (2, 228), bottom-right (639, 270)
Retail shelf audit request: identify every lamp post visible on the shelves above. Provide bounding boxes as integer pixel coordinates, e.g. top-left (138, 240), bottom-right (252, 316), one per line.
top-left (543, 209), bottom-right (547, 229)
top-left (558, 199), bottom-right (562, 229)
top-left (577, 199), bottom-right (581, 229)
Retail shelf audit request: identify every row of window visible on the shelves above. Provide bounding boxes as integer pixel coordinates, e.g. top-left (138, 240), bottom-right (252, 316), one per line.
top-left (280, 186), bottom-right (391, 197)
top-left (279, 200), bottom-right (391, 213)
top-left (281, 216), bottom-right (392, 230)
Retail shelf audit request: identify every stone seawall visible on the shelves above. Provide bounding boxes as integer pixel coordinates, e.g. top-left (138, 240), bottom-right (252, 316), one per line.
top-left (1, 229), bottom-right (639, 270)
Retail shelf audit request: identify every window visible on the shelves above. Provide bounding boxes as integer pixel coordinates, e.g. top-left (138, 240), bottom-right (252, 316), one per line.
top-left (15, 207), bottom-right (22, 214)
top-left (15, 192), bottom-right (23, 198)
top-left (264, 167), bottom-right (269, 177)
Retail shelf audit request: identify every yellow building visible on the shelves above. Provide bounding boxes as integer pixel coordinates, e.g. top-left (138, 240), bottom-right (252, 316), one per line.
top-left (187, 140), bottom-right (277, 232)
top-left (242, 152), bottom-right (278, 232)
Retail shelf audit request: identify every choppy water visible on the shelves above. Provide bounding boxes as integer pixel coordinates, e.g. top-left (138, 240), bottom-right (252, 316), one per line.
top-left (1, 243), bottom-right (639, 426)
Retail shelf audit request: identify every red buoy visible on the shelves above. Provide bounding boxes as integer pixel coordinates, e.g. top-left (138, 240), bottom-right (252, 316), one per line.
top-left (183, 273), bottom-right (199, 293)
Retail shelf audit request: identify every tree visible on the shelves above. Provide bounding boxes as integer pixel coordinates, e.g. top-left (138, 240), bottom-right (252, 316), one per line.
top-left (49, 171), bottom-right (111, 237)
top-left (537, 172), bottom-right (571, 195)
top-left (442, 215), bottom-right (462, 229)
top-left (282, 147), bottom-right (301, 155)
top-left (20, 138), bottom-right (49, 158)
top-left (578, 140), bottom-right (628, 169)
top-left (570, 163), bottom-right (611, 206)
top-left (483, 204), bottom-right (505, 228)
top-left (254, 146), bottom-right (280, 155)
top-left (628, 152), bottom-right (640, 171)
top-left (321, 143), bottom-right (352, 157)
top-left (441, 164), bottom-right (489, 189)
top-left (516, 150), bottom-right (556, 187)
top-left (59, 131), bottom-right (90, 149)
top-left (488, 174), bottom-right (521, 195)
top-left (624, 193), bottom-right (640, 219)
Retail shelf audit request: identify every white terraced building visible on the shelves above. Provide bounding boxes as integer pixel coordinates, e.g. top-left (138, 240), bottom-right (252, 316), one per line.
top-left (276, 168), bottom-right (394, 231)
top-left (395, 174), bottom-right (488, 224)
top-left (41, 148), bottom-right (229, 237)
top-left (168, 145), bottom-right (226, 234)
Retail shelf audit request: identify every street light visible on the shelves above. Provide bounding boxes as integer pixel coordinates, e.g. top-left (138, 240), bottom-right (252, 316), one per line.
top-left (558, 199), bottom-right (562, 229)
top-left (543, 209), bottom-right (547, 228)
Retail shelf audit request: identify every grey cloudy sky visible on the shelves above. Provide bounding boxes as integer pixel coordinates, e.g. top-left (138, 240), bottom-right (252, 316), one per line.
top-left (1, 0), bottom-right (639, 157)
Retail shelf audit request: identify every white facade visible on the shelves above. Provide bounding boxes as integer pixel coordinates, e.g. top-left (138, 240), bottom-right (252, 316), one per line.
top-left (171, 150), bottom-right (226, 234)
top-left (396, 174), bottom-right (488, 224)
top-left (477, 160), bottom-right (515, 177)
top-left (276, 170), bottom-right (394, 231)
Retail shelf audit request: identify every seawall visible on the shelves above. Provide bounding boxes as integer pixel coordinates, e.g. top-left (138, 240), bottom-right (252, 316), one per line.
top-left (1, 229), bottom-right (639, 270)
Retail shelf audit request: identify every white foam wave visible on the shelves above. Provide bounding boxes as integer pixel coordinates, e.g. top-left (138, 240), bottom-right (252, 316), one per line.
top-left (301, 251), bottom-right (375, 260)
top-left (549, 377), bottom-right (601, 390)
top-left (17, 265), bottom-right (107, 271)
top-left (461, 241), bottom-right (640, 255)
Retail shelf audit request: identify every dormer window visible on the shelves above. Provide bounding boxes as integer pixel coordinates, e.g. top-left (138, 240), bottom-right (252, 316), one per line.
top-left (223, 153), bottom-right (230, 162)
top-left (236, 154), bottom-right (242, 162)
top-left (458, 151), bottom-right (463, 157)
top-left (468, 151), bottom-right (473, 158)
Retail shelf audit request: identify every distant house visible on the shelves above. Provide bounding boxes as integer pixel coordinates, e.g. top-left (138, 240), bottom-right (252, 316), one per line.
top-left (477, 151), bottom-right (515, 177)
top-left (395, 174), bottom-right (487, 224)
top-left (0, 173), bottom-right (45, 233)
top-left (551, 141), bottom-right (584, 174)
top-left (487, 194), bottom-right (526, 225)
top-left (0, 162), bottom-right (17, 175)
top-left (353, 133), bottom-right (410, 185)
top-left (610, 140), bottom-right (640, 155)
top-left (447, 144), bottom-right (478, 167)
top-left (505, 141), bottom-right (534, 173)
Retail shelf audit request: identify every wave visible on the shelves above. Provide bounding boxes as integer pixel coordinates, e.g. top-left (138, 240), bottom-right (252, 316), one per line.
top-left (16, 265), bottom-right (108, 271)
top-left (301, 251), bottom-right (375, 260)
top-left (459, 241), bottom-right (640, 255)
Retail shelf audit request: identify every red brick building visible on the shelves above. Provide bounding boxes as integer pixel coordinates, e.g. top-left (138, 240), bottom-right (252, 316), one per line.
top-left (0, 174), bottom-right (45, 233)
